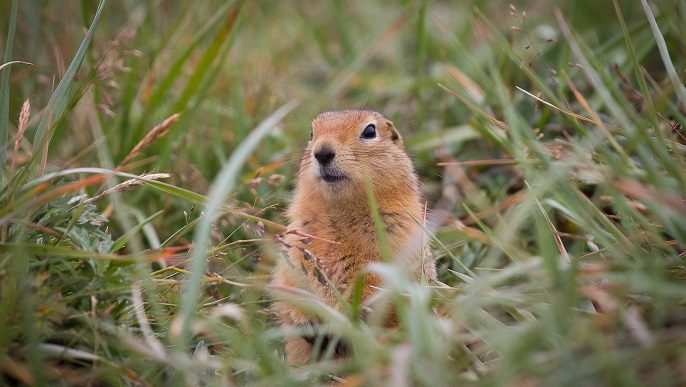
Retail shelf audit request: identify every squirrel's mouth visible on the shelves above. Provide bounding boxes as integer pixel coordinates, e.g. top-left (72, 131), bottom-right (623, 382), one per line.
top-left (317, 167), bottom-right (347, 183)
top-left (321, 174), bottom-right (346, 183)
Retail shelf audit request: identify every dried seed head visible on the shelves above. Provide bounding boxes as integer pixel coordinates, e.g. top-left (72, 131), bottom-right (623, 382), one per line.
top-left (17, 99), bottom-right (30, 137)
top-left (84, 173), bottom-right (171, 204)
top-left (118, 114), bottom-right (180, 169)
top-left (11, 99), bottom-right (31, 173)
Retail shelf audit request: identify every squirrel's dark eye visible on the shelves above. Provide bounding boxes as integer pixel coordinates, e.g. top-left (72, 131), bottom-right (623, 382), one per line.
top-left (361, 124), bottom-right (376, 139)
top-left (310, 130), bottom-right (313, 140)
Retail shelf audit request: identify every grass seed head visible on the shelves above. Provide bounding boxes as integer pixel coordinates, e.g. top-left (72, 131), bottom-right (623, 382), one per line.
top-left (118, 114), bottom-right (180, 169)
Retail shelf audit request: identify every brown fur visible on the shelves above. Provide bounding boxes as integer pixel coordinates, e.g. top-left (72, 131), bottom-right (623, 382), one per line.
top-left (271, 110), bottom-right (435, 364)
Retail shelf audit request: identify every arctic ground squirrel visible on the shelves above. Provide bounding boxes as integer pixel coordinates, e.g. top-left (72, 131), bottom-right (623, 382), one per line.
top-left (271, 110), bottom-right (435, 364)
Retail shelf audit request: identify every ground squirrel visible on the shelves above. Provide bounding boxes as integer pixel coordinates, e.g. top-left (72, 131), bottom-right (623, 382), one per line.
top-left (271, 110), bottom-right (436, 364)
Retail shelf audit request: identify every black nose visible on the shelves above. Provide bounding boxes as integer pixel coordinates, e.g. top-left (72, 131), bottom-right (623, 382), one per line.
top-left (314, 147), bottom-right (335, 165)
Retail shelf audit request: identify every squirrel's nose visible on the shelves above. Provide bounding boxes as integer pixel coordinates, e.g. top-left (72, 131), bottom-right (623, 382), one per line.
top-left (314, 146), bottom-right (335, 165)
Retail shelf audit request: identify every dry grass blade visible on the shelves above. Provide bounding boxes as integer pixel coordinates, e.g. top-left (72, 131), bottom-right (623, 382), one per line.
top-left (390, 343), bottom-right (412, 387)
top-left (611, 63), bottom-right (644, 110)
top-left (516, 86), bottom-right (619, 129)
top-left (623, 306), bottom-right (654, 347)
top-left (84, 173), bottom-right (171, 204)
top-left (615, 179), bottom-right (686, 214)
top-left (0, 60), bottom-right (32, 71)
top-left (0, 357), bottom-right (33, 385)
top-left (10, 99), bottom-right (30, 174)
top-left (531, 188), bottom-right (570, 263)
top-left (453, 220), bottom-right (491, 244)
top-left (459, 190), bottom-right (528, 226)
top-left (438, 83), bottom-right (509, 130)
top-left (131, 284), bottom-right (166, 358)
top-left (444, 64), bottom-right (486, 104)
top-left (117, 113), bottom-right (180, 169)
top-left (437, 158), bottom-right (523, 167)
top-left (562, 73), bottom-right (631, 160)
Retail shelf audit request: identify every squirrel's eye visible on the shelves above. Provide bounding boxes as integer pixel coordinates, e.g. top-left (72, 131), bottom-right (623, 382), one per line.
top-left (361, 124), bottom-right (376, 139)
top-left (310, 130), bottom-right (313, 140)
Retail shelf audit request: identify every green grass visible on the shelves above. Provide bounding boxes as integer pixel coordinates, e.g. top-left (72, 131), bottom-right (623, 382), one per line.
top-left (1, 0), bottom-right (685, 385)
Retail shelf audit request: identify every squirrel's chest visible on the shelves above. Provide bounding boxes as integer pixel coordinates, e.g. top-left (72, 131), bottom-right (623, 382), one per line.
top-left (286, 222), bottom-right (379, 286)
top-left (319, 246), bottom-right (372, 288)
top-left (287, 207), bottom-right (416, 286)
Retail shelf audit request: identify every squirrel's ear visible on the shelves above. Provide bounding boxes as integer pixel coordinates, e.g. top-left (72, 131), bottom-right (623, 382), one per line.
top-left (387, 121), bottom-right (403, 146)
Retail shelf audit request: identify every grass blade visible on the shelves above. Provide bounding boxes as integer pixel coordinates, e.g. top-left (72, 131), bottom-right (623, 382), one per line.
top-left (31, 0), bottom-right (107, 160)
top-left (110, 210), bottom-right (163, 253)
top-left (145, 1), bottom-right (238, 112)
top-left (177, 100), bottom-right (298, 348)
top-left (642, 0), bottom-right (686, 105)
top-left (172, 3), bottom-right (243, 113)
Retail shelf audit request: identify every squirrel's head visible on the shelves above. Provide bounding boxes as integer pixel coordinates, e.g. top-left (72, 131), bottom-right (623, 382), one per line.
top-left (299, 110), bottom-right (417, 202)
